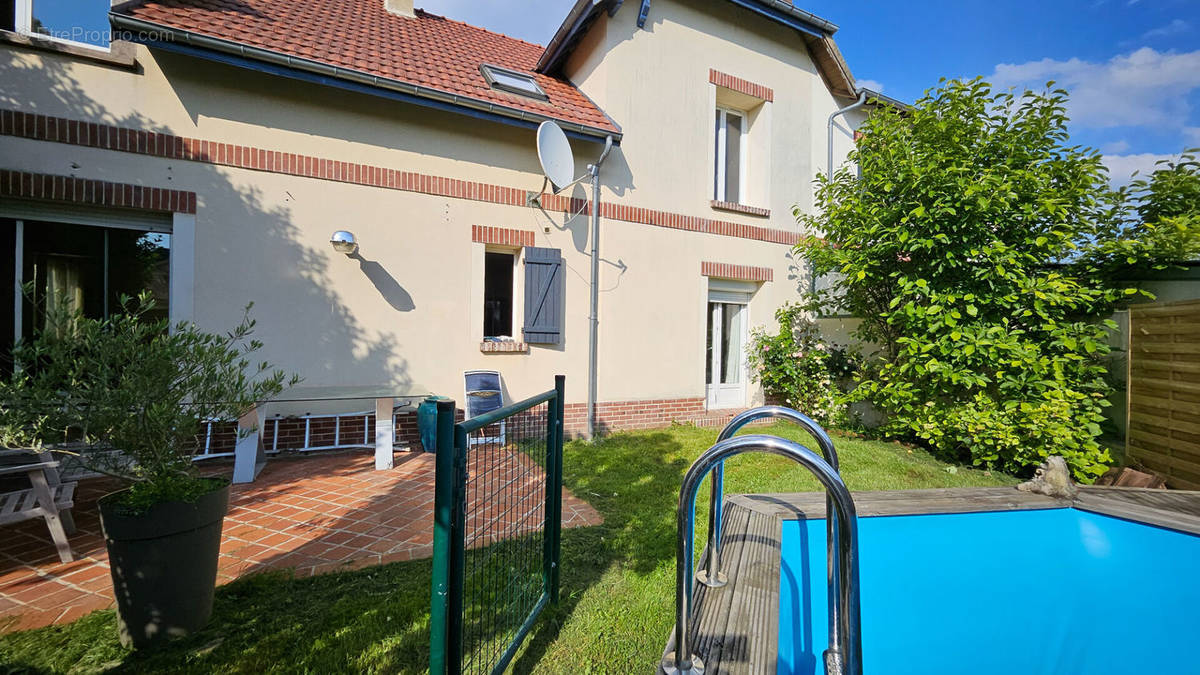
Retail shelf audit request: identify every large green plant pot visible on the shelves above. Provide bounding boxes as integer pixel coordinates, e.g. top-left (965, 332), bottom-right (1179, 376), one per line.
top-left (98, 482), bottom-right (230, 648)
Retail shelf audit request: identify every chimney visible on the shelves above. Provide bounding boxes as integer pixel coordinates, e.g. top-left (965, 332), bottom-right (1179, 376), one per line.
top-left (385, 0), bottom-right (415, 17)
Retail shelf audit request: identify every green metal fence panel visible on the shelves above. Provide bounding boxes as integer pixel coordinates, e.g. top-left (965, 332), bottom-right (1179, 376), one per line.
top-left (430, 376), bottom-right (565, 675)
top-left (430, 399), bottom-right (457, 675)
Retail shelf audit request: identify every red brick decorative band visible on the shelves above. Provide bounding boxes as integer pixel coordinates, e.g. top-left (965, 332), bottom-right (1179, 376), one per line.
top-left (701, 261), bottom-right (773, 282)
top-left (709, 69), bottom-right (774, 102)
top-left (561, 397), bottom-right (781, 436)
top-left (471, 225), bottom-right (535, 247)
top-left (0, 169), bottom-right (196, 214)
top-left (710, 200), bottom-right (770, 218)
top-left (1, 108), bottom-right (799, 246)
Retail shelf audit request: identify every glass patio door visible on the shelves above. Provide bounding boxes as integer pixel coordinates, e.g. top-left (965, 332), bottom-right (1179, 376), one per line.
top-left (706, 291), bottom-right (749, 409)
top-left (2, 218), bottom-right (170, 372)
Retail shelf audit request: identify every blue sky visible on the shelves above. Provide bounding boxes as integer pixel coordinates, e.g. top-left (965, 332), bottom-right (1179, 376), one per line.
top-left (419, 0), bottom-right (1200, 185)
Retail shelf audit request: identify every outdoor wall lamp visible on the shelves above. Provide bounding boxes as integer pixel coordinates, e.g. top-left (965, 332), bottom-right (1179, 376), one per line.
top-left (330, 230), bottom-right (358, 255)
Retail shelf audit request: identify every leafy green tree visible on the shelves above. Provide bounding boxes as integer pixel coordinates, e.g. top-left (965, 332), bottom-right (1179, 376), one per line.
top-left (1076, 150), bottom-right (1200, 284)
top-left (795, 78), bottom-right (1171, 480)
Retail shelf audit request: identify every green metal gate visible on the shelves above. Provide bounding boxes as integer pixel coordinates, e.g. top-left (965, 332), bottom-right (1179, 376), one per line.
top-left (430, 375), bottom-right (565, 675)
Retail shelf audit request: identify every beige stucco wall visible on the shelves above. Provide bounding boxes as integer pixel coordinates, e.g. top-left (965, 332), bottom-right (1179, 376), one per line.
top-left (0, 36), bottom-right (820, 412)
top-left (0, 2), bottom-right (869, 417)
top-left (564, 0), bottom-right (862, 230)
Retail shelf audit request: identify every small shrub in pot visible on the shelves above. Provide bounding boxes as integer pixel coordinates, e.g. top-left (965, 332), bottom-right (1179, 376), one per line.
top-left (0, 293), bottom-right (296, 647)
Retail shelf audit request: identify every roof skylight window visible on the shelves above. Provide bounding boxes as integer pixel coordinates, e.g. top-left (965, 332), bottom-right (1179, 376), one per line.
top-left (480, 65), bottom-right (548, 101)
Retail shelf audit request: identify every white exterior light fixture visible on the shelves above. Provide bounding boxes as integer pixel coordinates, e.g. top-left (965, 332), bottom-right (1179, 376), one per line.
top-left (330, 230), bottom-right (358, 255)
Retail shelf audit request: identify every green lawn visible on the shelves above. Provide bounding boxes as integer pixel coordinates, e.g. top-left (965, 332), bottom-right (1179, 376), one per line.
top-left (0, 422), bottom-right (1014, 674)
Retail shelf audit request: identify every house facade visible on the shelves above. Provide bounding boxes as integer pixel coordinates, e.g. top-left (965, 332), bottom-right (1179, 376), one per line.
top-left (0, 0), bottom-right (875, 445)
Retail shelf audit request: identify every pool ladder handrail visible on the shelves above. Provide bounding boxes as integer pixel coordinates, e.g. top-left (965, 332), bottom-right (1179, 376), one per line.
top-left (700, 406), bottom-right (844, 664)
top-left (664, 434), bottom-right (862, 675)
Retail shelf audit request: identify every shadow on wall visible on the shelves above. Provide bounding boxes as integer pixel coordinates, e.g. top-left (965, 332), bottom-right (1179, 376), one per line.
top-left (0, 50), bottom-right (414, 393)
top-left (785, 248), bottom-right (809, 297)
top-left (349, 252), bottom-right (415, 312)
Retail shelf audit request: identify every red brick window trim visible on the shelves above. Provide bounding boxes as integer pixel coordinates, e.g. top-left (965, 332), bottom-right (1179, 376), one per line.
top-left (709, 69), bottom-right (774, 102)
top-left (471, 225), bottom-right (536, 248)
top-left (0, 169), bottom-right (196, 214)
top-left (701, 261), bottom-right (773, 283)
top-left (710, 200), bottom-right (770, 218)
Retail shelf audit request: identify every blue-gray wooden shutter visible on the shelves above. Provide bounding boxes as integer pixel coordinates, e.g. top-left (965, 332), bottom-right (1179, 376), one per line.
top-left (522, 247), bottom-right (563, 344)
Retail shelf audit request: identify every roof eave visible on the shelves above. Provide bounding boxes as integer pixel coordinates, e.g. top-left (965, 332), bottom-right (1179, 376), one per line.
top-left (803, 34), bottom-right (856, 100)
top-left (859, 87), bottom-right (909, 112)
top-left (537, 0), bottom-right (839, 75)
top-left (110, 13), bottom-right (622, 143)
top-left (536, 0), bottom-right (615, 74)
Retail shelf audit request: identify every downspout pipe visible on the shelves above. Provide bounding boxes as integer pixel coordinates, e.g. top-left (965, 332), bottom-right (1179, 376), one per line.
top-left (812, 89), bottom-right (867, 297)
top-left (826, 89), bottom-right (867, 182)
top-left (587, 136), bottom-right (614, 439)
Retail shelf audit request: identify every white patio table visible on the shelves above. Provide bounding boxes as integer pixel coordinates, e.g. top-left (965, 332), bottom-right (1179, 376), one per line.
top-left (232, 386), bottom-right (430, 484)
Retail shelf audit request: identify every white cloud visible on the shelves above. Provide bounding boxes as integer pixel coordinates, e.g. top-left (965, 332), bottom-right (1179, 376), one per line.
top-left (991, 47), bottom-right (1200, 129)
top-left (416, 0), bottom-right (573, 44)
top-left (1102, 139), bottom-right (1131, 153)
top-left (1102, 152), bottom-right (1181, 186)
top-left (1142, 19), bottom-right (1191, 39)
top-left (856, 79), bottom-right (885, 92)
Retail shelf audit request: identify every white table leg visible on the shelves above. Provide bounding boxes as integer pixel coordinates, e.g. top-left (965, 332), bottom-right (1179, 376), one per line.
top-left (375, 397), bottom-right (394, 470)
top-left (233, 405), bottom-right (268, 484)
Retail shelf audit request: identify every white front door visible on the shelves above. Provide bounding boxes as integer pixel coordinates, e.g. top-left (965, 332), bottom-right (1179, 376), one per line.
top-left (706, 291), bottom-right (750, 409)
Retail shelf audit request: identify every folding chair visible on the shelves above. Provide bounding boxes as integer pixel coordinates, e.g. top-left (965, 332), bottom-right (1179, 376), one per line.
top-left (464, 370), bottom-right (505, 446)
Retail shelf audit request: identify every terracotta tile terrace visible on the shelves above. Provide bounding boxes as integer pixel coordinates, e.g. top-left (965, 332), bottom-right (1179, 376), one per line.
top-left (0, 450), bottom-right (601, 633)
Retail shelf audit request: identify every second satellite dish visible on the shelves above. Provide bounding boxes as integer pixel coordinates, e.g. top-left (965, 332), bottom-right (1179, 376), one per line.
top-left (536, 121), bottom-right (575, 191)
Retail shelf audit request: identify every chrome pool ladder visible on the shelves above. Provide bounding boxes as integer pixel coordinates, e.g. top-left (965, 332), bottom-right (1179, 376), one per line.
top-left (663, 413), bottom-right (862, 675)
top-left (700, 406), bottom-right (842, 590)
top-left (701, 407), bottom-right (846, 668)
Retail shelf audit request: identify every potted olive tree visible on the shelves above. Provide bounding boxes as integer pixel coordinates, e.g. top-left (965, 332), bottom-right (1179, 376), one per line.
top-left (0, 293), bottom-right (296, 648)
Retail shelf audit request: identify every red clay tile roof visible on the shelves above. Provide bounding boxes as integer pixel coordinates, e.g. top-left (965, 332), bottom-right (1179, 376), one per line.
top-left (113, 0), bottom-right (619, 136)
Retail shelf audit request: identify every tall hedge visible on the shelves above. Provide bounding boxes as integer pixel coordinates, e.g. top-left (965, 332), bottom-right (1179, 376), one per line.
top-left (798, 78), bottom-right (1197, 480)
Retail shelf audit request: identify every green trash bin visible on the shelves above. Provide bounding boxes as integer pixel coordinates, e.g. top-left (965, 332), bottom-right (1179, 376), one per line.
top-left (417, 395), bottom-right (450, 453)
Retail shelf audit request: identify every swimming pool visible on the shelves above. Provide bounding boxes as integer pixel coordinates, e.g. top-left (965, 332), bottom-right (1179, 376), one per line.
top-left (779, 508), bottom-right (1200, 675)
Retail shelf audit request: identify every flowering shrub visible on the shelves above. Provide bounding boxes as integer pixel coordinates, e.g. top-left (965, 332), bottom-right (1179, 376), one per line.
top-left (746, 303), bottom-right (852, 427)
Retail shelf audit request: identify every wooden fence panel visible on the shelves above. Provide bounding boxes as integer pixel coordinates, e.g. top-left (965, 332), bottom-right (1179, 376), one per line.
top-left (1128, 299), bottom-right (1200, 489)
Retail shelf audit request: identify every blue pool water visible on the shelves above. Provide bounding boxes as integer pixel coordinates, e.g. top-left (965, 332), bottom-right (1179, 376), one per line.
top-left (778, 509), bottom-right (1200, 675)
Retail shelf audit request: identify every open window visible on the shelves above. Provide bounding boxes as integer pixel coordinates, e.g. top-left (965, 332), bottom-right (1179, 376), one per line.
top-left (714, 107), bottom-right (746, 204)
top-left (479, 245), bottom-right (563, 346)
top-left (6, 0), bottom-right (112, 50)
top-left (483, 250), bottom-right (514, 339)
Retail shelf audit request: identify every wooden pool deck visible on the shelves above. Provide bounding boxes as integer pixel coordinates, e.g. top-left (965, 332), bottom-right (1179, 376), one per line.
top-left (660, 486), bottom-right (1200, 675)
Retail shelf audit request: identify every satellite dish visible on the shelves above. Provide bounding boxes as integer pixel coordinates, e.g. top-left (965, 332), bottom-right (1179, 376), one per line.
top-left (536, 121), bottom-right (575, 192)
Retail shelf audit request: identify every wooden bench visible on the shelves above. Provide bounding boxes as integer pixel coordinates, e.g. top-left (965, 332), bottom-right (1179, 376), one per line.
top-left (0, 450), bottom-right (78, 564)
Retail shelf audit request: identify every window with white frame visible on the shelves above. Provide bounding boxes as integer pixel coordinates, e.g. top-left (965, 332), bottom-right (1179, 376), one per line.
top-left (5, 0), bottom-right (111, 50)
top-left (714, 108), bottom-right (747, 204)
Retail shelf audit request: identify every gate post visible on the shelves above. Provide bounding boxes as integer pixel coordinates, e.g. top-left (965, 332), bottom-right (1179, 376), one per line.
top-left (549, 375), bottom-right (565, 603)
top-left (448, 420), bottom-right (468, 674)
top-left (430, 399), bottom-right (457, 675)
